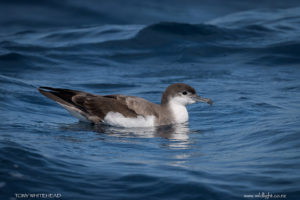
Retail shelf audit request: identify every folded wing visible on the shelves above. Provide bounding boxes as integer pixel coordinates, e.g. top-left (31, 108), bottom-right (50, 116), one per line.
top-left (38, 87), bottom-right (159, 123)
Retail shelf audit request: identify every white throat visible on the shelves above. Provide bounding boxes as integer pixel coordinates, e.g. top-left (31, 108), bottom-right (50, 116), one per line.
top-left (168, 98), bottom-right (189, 124)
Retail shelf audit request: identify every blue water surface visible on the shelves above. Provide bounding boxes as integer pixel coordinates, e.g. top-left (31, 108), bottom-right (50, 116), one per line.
top-left (0, 1), bottom-right (300, 200)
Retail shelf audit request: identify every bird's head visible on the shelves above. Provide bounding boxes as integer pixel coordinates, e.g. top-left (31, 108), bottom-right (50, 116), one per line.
top-left (161, 83), bottom-right (212, 106)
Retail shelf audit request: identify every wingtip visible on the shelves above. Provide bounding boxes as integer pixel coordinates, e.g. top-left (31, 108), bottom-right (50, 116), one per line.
top-left (38, 86), bottom-right (46, 93)
top-left (37, 86), bottom-right (64, 104)
top-left (38, 87), bottom-right (47, 96)
top-left (38, 86), bottom-right (56, 96)
top-left (38, 86), bottom-right (53, 90)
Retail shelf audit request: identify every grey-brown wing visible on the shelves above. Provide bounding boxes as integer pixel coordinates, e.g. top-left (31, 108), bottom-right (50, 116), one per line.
top-left (104, 95), bottom-right (159, 118)
top-left (79, 96), bottom-right (138, 122)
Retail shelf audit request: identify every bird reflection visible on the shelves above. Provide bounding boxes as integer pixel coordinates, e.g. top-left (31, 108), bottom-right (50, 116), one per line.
top-left (59, 122), bottom-right (191, 148)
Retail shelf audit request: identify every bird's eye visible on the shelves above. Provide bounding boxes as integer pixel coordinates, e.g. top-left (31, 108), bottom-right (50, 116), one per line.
top-left (182, 91), bottom-right (187, 95)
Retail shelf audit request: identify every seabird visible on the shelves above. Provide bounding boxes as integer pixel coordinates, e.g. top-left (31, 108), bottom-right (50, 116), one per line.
top-left (38, 83), bottom-right (212, 127)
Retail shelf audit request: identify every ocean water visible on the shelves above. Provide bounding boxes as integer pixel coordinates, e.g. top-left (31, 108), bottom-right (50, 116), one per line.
top-left (1, 2), bottom-right (300, 200)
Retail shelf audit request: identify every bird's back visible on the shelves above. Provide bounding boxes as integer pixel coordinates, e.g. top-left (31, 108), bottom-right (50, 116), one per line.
top-left (39, 87), bottom-right (161, 127)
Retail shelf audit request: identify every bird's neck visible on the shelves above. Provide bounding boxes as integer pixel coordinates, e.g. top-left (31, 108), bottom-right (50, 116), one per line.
top-left (166, 100), bottom-right (189, 124)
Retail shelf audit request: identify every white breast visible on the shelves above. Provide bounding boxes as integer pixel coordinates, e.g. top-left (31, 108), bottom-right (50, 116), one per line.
top-left (104, 112), bottom-right (155, 127)
top-left (168, 99), bottom-right (189, 124)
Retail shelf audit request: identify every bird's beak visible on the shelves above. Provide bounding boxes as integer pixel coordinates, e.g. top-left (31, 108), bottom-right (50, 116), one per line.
top-left (193, 95), bottom-right (213, 106)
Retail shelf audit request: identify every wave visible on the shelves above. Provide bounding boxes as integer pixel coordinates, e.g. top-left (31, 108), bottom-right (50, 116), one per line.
top-left (1, 7), bottom-right (299, 65)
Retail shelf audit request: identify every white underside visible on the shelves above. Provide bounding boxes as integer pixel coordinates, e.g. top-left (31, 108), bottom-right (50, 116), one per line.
top-left (104, 112), bottom-right (155, 127)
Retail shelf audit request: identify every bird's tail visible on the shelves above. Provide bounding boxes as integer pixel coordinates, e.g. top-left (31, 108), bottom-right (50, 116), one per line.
top-left (38, 87), bottom-right (90, 122)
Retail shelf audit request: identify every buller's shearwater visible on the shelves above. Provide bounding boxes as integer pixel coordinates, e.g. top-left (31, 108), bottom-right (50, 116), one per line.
top-left (38, 83), bottom-right (212, 127)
